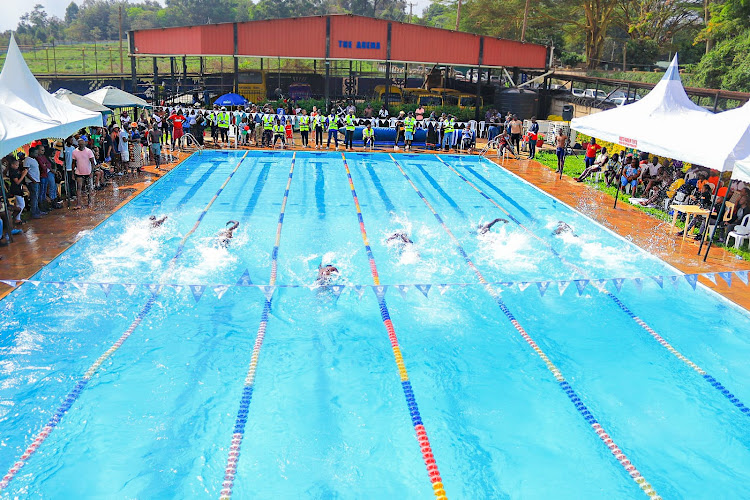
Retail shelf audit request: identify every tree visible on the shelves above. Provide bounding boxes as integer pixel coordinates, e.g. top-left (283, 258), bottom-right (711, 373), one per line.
top-left (17, 4), bottom-right (63, 43)
top-left (615, 0), bottom-right (702, 45)
top-left (65, 2), bottom-right (80, 23)
top-left (164, 0), bottom-right (242, 25)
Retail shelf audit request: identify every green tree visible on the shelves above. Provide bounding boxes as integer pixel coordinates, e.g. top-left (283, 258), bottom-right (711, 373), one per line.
top-left (65, 2), bottom-right (80, 23)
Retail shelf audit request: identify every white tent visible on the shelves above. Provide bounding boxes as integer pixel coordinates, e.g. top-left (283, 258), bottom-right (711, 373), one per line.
top-left (571, 55), bottom-right (712, 163)
top-left (0, 104), bottom-right (59, 158)
top-left (53, 88), bottom-right (112, 114)
top-left (85, 86), bottom-right (150, 109)
top-left (0, 35), bottom-right (101, 141)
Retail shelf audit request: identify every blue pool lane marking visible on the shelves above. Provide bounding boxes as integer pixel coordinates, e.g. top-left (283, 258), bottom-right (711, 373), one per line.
top-left (0, 151), bottom-right (251, 492)
top-left (341, 153), bottom-right (448, 500)
top-left (441, 155), bottom-right (750, 418)
top-left (391, 154), bottom-right (661, 499)
top-left (219, 152), bottom-right (296, 500)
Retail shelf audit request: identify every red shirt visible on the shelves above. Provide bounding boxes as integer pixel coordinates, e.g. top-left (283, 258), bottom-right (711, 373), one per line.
top-left (585, 143), bottom-right (601, 158)
top-left (169, 115), bottom-right (185, 132)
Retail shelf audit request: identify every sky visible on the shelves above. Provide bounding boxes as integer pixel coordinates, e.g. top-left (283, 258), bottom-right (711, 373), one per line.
top-left (0, 0), bottom-right (430, 33)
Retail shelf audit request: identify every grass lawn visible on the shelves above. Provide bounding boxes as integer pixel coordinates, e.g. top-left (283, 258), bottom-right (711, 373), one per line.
top-left (533, 150), bottom-right (750, 262)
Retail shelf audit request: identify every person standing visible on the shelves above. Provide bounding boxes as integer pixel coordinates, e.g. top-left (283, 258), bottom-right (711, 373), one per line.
top-left (169, 110), bottom-right (186, 150)
top-left (584, 137), bottom-right (601, 171)
top-left (344, 110), bottom-right (356, 150)
top-left (118, 124), bottom-right (130, 172)
top-left (148, 124), bottom-right (163, 170)
top-left (509, 115), bottom-right (523, 155)
top-left (314, 113), bottom-right (324, 149)
top-left (298, 109), bottom-right (310, 148)
top-left (23, 151), bottom-right (44, 219)
top-left (403, 112), bottom-right (416, 151)
top-left (326, 111), bottom-right (339, 150)
top-left (262, 112), bottom-right (274, 147)
top-left (415, 105), bottom-right (425, 121)
top-left (8, 156), bottom-right (27, 225)
top-left (63, 137), bottom-right (77, 198)
top-left (217, 107), bottom-right (230, 146)
top-left (36, 145), bottom-right (52, 212)
top-left (72, 139), bottom-right (95, 209)
top-left (527, 116), bottom-right (539, 159)
top-left (442, 114), bottom-right (455, 151)
top-left (555, 128), bottom-right (568, 174)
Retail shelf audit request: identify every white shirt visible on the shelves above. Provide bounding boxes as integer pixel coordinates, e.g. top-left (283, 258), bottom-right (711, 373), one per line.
top-left (64, 145), bottom-right (75, 172)
top-left (24, 157), bottom-right (40, 182)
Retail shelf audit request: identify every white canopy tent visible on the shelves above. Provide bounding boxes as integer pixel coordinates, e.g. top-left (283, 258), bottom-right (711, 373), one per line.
top-left (0, 105), bottom-right (59, 158)
top-left (571, 55), bottom-right (712, 164)
top-left (0, 35), bottom-right (102, 141)
top-left (85, 86), bottom-right (150, 109)
top-left (53, 89), bottom-right (112, 115)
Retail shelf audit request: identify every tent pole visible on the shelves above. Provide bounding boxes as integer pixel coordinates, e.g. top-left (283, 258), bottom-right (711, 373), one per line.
top-left (697, 186), bottom-right (720, 254)
top-left (613, 164), bottom-right (624, 209)
top-left (703, 195), bottom-right (727, 262)
top-left (0, 166), bottom-right (14, 243)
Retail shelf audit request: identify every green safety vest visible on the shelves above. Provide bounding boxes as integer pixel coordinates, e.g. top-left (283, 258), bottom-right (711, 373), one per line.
top-left (363, 128), bottom-right (374, 139)
top-left (444, 118), bottom-right (454, 133)
top-left (217, 112), bottom-right (230, 128)
top-left (327, 116), bottom-right (338, 131)
top-left (404, 117), bottom-right (416, 133)
top-left (345, 115), bottom-right (355, 131)
top-left (299, 116), bottom-right (310, 131)
top-left (263, 115), bottom-right (274, 130)
top-left (273, 124), bottom-right (284, 134)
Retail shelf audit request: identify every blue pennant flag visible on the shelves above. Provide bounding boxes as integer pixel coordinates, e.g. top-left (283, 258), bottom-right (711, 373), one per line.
top-left (329, 285), bottom-right (344, 299)
top-left (415, 284), bottom-right (431, 298)
top-left (651, 276), bottom-right (663, 288)
top-left (735, 270), bottom-right (749, 285)
top-left (632, 277), bottom-right (643, 292)
top-left (612, 278), bottom-right (625, 292)
top-left (262, 286), bottom-right (276, 300)
top-left (236, 269), bottom-right (253, 286)
top-left (717, 272), bottom-right (733, 287)
top-left (574, 279), bottom-right (589, 295)
top-left (373, 285), bottom-right (388, 301)
top-left (668, 275), bottom-right (681, 289)
top-left (99, 283), bottom-right (113, 297)
top-left (684, 274), bottom-right (698, 290)
top-left (190, 285), bottom-right (206, 302)
top-left (353, 285), bottom-right (367, 300)
top-left (537, 281), bottom-right (550, 297)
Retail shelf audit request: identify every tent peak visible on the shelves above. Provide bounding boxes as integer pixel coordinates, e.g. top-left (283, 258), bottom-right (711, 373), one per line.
top-left (662, 53), bottom-right (680, 82)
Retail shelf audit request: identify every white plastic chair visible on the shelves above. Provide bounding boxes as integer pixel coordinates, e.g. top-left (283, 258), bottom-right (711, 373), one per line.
top-left (726, 214), bottom-right (750, 248)
top-left (479, 121), bottom-right (486, 137)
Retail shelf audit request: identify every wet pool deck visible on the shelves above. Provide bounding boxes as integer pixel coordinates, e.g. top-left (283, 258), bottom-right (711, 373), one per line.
top-left (0, 146), bottom-right (747, 310)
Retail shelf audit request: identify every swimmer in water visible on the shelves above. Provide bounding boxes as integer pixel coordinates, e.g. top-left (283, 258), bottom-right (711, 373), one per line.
top-left (316, 264), bottom-right (339, 286)
top-left (553, 221), bottom-right (577, 237)
top-left (387, 231), bottom-right (413, 246)
top-left (149, 215), bottom-right (168, 228)
top-left (478, 218), bottom-right (508, 234)
top-left (218, 220), bottom-right (240, 247)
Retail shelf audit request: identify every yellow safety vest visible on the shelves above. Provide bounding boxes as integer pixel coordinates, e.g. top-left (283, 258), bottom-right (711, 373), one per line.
top-left (263, 115), bottom-right (274, 130)
top-left (273, 124), bottom-right (284, 134)
top-left (404, 117), bottom-right (416, 133)
top-left (363, 128), bottom-right (374, 139)
top-left (327, 116), bottom-right (338, 131)
top-left (445, 119), bottom-right (454, 133)
top-left (218, 112), bottom-right (230, 128)
top-left (345, 115), bottom-right (355, 131)
top-left (299, 116), bottom-right (310, 131)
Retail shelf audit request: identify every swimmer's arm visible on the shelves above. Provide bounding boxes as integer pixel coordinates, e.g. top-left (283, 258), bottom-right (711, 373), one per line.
top-left (485, 218), bottom-right (508, 231)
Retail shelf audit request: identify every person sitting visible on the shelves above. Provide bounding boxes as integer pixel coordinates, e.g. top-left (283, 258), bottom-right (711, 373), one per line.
top-left (218, 220), bottom-right (240, 247)
top-left (604, 153), bottom-right (622, 186)
top-left (694, 196), bottom-right (727, 241)
top-left (315, 264), bottom-right (339, 286)
top-left (149, 215), bottom-right (168, 228)
top-left (677, 184), bottom-right (713, 237)
top-left (575, 147), bottom-right (609, 182)
top-left (461, 126), bottom-right (476, 153)
top-left (477, 218), bottom-right (508, 235)
top-left (496, 131), bottom-right (516, 159)
top-left (620, 159), bottom-right (641, 192)
top-left (362, 122), bottom-right (375, 150)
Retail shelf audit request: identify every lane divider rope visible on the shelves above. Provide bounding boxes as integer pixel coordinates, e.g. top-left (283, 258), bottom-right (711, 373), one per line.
top-left (219, 152), bottom-right (296, 500)
top-left (0, 151), bottom-right (251, 491)
top-left (392, 154), bottom-right (660, 499)
top-left (342, 153), bottom-right (447, 500)
top-left (441, 155), bottom-right (749, 416)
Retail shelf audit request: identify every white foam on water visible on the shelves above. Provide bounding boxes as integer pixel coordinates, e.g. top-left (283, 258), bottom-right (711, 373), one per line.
top-left (474, 219), bottom-right (542, 274)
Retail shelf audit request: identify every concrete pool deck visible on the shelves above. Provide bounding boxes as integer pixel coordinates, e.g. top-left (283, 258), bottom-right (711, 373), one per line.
top-left (0, 146), bottom-right (747, 310)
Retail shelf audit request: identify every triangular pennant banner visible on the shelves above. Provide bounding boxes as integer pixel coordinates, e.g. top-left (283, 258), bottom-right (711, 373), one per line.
top-left (717, 272), bottom-right (733, 287)
top-left (146, 284), bottom-right (163, 296)
top-left (99, 283), bottom-right (113, 297)
top-left (396, 285), bottom-right (409, 299)
top-left (353, 285), bottom-right (367, 300)
top-left (373, 285), bottom-right (388, 301)
top-left (668, 275), bottom-right (681, 290)
top-left (28, 280), bottom-right (40, 287)
top-left (537, 281), bottom-right (550, 297)
top-left (575, 279), bottom-right (589, 295)
top-left (703, 273), bottom-right (717, 285)
top-left (214, 285), bottom-right (230, 299)
top-left (650, 276), bottom-right (663, 288)
top-left (261, 286), bottom-right (276, 300)
top-left (735, 270), bottom-right (749, 285)
top-left (236, 269), bottom-right (253, 286)
top-left (51, 282), bottom-right (64, 289)
top-left (612, 278), bottom-right (625, 292)
top-left (330, 285), bottom-right (344, 298)
top-left (0, 280), bottom-right (18, 287)
top-left (123, 284), bottom-right (137, 295)
top-left (684, 274), bottom-right (698, 290)
top-left (72, 282), bottom-right (89, 294)
top-left (415, 284), bottom-right (431, 298)
top-left (557, 281), bottom-right (570, 295)
top-left (633, 277), bottom-right (643, 292)
top-left (437, 284), bottom-right (449, 295)
top-left (190, 284), bottom-right (206, 302)
top-left (518, 282), bottom-right (532, 292)
top-left (499, 281), bottom-right (514, 291)
top-left (171, 284), bottom-right (184, 295)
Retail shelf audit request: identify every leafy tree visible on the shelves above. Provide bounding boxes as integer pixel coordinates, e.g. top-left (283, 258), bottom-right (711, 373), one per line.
top-left (65, 2), bottom-right (80, 23)
top-left (694, 30), bottom-right (750, 91)
top-left (17, 4), bottom-right (63, 43)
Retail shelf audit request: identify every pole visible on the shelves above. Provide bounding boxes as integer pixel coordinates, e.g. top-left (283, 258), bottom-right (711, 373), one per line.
top-left (325, 16), bottom-right (331, 111)
top-left (0, 168), bottom-right (14, 243)
top-left (475, 37), bottom-right (484, 122)
top-left (455, 0), bottom-right (462, 31)
top-left (94, 41), bottom-right (98, 77)
top-left (698, 183), bottom-right (721, 254)
top-left (118, 6), bottom-right (124, 74)
top-left (82, 47), bottom-right (85, 74)
top-left (46, 46), bottom-right (49, 73)
top-left (613, 165), bottom-right (625, 208)
top-left (521, 0), bottom-right (531, 42)
top-left (52, 40), bottom-right (57, 75)
top-left (153, 57), bottom-right (159, 104)
top-left (703, 195), bottom-right (727, 262)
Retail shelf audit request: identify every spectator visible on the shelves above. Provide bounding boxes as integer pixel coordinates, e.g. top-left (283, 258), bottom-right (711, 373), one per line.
top-left (604, 152), bottom-right (623, 187)
top-left (23, 151), bottom-right (44, 219)
top-left (118, 125), bottom-right (130, 174)
top-left (584, 138), bottom-right (601, 171)
top-left (7, 156), bottom-right (26, 226)
top-left (527, 116), bottom-right (539, 159)
top-left (487, 121), bottom-right (500, 142)
top-left (148, 124), bottom-right (163, 170)
top-left (620, 156), bottom-right (641, 191)
top-left (129, 123), bottom-right (143, 174)
top-left (378, 104), bottom-right (389, 122)
top-left (575, 147), bottom-right (608, 182)
top-left (363, 104), bottom-right (373, 119)
top-left (63, 137), bottom-right (77, 198)
top-left (72, 139), bottom-right (95, 210)
top-left (415, 104), bottom-right (425, 121)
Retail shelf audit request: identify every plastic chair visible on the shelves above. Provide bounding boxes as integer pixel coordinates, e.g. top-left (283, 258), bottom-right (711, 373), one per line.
top-left (726, 214), bottom-right (750, 248)
top-left (478, 121), bottom-right (486, 137)
top-left (703, 201), bottom-right (735, 243)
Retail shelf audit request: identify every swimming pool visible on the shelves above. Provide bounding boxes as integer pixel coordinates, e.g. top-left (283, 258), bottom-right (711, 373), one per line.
top-left (1, 150), bottom-right (749, 498)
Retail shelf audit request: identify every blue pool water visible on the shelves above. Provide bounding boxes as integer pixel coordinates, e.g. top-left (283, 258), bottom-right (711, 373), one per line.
top-left (1, 151), bottom-right (749, 498)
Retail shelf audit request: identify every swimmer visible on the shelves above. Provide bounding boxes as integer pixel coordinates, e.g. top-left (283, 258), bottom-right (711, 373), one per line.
top-left (316, 264), bottom-right (339, 286)
top-left (218, 220), bottom-right (240, 247)
top-left (149, 215), bottom-right (168, 228)
top-left (478, 218), bottom-right (508, 234)
top-left (387, 231), bottom-right (413, 246)
top-left (552, 221), bottom-right (577, 237)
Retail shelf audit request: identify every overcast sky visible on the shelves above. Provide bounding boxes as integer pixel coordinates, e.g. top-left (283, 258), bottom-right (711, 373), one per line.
top-left (1, 0), bottom-right (430, 33)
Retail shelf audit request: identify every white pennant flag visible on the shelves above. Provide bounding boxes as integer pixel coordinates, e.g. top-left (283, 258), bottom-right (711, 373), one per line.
top-left (557, 280), bottom-right (570, 295)
top-left (517, 282), bottom-right (532, 292)
top-left (28, 280), bottom-right (40, 287)
top-left (99, 283), bottom-right (114, 297)
top-left (702, 273), bottom-right (717, 285)
top-left (72, 282), bottom-right (89, 294)
top-left (353, 285), bottom-right (367, 300)
top-left (668, 275), bottom-right (681, 290)
top-left (594, 279), bottom-right (609, 291)
top-left (214, 285), bottom-right (230, 299)
top-left (396, 285), bottom-right (409, 298)
top-left (261, 286), bottom-right (276, 300)
top-left (171, 284), bottom-right (184, 295)
top-left (189, 284), bottom-right (206, 302)
top-left (437, 284), bottom-right (449, 295)
top-left (146, 284), bottom-right (163, 296)
top-left (414, 284), bottom-right (431, 298)
top-left (735, 270), bottom-right (749, 286)
top-left (0, 280), bottom-right (18, 287)
top-left (123, 284), bottom-right (137, 295)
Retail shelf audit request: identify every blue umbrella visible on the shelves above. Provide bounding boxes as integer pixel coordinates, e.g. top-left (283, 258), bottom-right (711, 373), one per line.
top-left (214, 93), bottom-right (248, 106)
